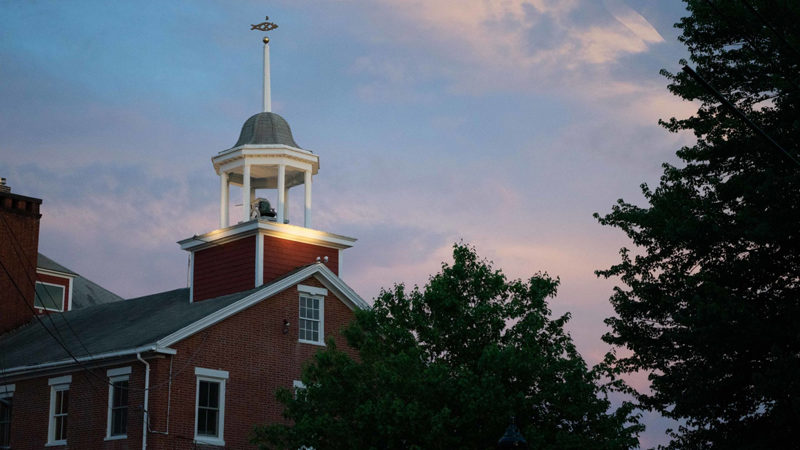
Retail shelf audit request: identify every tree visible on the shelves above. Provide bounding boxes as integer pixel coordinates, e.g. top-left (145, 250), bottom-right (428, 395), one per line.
top-left (595, 1), bottom-right (800, 447)
top-left (252, 244), bottom-right (642, 449)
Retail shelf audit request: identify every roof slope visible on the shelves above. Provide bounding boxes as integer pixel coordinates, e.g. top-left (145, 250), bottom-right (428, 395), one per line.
top-left (37, 253), bottom-right (78, 276)
top-left (0, 262), bottom-right (367, 376)
top-left (37, 253), bottom-right (124, 309)
top-left (0, 287), bottom-right (258, 371)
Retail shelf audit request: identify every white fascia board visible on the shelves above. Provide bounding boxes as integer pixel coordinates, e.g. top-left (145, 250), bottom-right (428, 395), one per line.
top-left (0, 345), bottom-right (176, 378)
top-left (195, 367), bottom-right (229, 379)
top-left (156, 263), bottom-right (369, 348)
top-left (36, 268), bottom-right (77, 280)
top-left (177, 221), bottom-right (259, 250)
top-left (311, 264), bottom-right (370, 311)
top-left (213, 146), bottom-right (318, 172)
top-left (178, 220), bottom-right (356, 251)
top-left (257, 221), bottom-right (356, 249)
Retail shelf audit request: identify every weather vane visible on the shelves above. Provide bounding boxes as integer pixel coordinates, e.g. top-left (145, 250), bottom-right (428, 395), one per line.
top-left (251, 16), bottom-right (278, 41)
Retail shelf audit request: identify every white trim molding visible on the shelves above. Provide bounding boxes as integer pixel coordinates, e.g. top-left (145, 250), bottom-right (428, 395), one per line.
top-left (194, 367), bottom-right (229, 379)
top-left (106, 366), bottom-right (132, 378)
top-left (194, 367), bottom-right (228, 447)
top-left (298, 292), bottom-right (325, 346)
top-left (298, 285), bottom-right (327, 297)
top-left (47, 375), bottom-right (71, 446)
top-left (157, 263), bottom-right (367, 349)
top-left (106, 368), bottom-right (131, 440)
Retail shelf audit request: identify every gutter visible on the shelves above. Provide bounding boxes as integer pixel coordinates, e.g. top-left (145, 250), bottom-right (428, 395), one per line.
top-left (0, 345), bottom-right (176, 379)
top-left (137, 353), bottom-right (150, 450)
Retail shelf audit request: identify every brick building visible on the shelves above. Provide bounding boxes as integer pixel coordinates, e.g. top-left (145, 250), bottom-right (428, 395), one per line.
top-left (0, 32), bottom-right (367, 449)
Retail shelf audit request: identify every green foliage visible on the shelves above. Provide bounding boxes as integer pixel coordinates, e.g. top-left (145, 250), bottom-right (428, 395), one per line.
top-left (252, 244), bottom-right (642, 449)
top-left (596, 1), bottom-right (800, 447)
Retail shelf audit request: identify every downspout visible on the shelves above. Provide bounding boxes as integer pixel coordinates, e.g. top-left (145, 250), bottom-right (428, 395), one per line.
top-left (136, 353), bottom-right (150, 450)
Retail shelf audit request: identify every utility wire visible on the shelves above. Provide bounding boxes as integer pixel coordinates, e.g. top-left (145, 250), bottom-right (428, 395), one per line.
top-left (0, 219), bottom-right (212, 393)
top-left (0, 256), bottom-right (103, 394)
top-left (0, 214), bottom-right (98, 364)
top-left (681, 65), bottom-right (800, 168)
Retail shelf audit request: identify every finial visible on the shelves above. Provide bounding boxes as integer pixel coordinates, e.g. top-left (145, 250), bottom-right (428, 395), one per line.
top-left (251, 15), bottom-right (278, 113)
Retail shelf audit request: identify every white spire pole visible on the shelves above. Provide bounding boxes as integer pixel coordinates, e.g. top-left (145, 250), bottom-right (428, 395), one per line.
top-left (263, 37), bottom-right (271, 112)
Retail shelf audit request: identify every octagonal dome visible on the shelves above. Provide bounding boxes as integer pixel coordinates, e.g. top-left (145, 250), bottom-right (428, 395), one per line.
top-left (233, 112), bottom-right (302, 149)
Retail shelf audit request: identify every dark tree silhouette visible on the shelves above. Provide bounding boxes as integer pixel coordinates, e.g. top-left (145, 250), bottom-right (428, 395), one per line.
top-left (596, 1), bottom-right (800, 448)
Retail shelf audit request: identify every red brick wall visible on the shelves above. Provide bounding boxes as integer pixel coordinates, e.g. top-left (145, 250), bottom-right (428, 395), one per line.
top-left (263, 235), bottom-right (338, 282)
top-left (193, 236), bottom-right (256, 301)
top-left (147, 277), bottom-right (356, 449)
top-left (6, 363), bottom-right (146, 450)
top-left (0, 192), bottom-right (41, 335)
top-left (4, 277), bottom-right (358, 449)
top-left (34, 272), bottom-right (71, 313)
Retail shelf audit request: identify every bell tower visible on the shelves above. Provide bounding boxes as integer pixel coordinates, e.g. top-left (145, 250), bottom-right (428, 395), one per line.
top-left (179, 17), bottom-right (355, 302)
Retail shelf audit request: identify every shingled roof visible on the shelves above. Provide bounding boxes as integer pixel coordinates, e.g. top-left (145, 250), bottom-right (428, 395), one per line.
top-left (37, 253), bottom-right (124, 309)
top-left (0, 262), bottom-right (367, 378)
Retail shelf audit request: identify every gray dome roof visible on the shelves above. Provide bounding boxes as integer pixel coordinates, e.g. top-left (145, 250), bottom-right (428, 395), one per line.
top-left (233, 112), bottom-right (301, 149)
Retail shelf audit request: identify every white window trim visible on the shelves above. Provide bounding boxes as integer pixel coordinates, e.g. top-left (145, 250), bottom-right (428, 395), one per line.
top-left (106, 366), bottom-right (131, 440)
top-left (0, 385), bottom-right (12, 450)
top-left (298, 293), bottom-right (325, 346)
top-left (47, 375), bottom-right (71, 446)
top-left (194, 367), bottom-right (227, 447)
top-left (34, 281), bottom-right (66, 312)
top-left (298, 284), bottom-right (328, 297)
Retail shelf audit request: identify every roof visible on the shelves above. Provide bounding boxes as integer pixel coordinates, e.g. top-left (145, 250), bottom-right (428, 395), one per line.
top-left (232, 112), bottom-right (302, 149)
top-left (0, 262), bottom-right (367, 378)
top-left (37, 253), bottom-right (123, 309)
top-left (37, 253), bottom-right (78, 276)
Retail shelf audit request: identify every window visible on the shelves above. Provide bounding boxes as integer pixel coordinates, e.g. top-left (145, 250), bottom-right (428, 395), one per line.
top-left (34, 282), bottom-right (65, 311)
top-left (106, 367), bottom-right (130, 440)
top-left (194, 368), bottom-right (228, 447)
top-left (0, 384), bottom-right (14, 450)
top-left (48, 375), bottom-right (71, 446)
top-left (298, 285), bottom-right (327, 346)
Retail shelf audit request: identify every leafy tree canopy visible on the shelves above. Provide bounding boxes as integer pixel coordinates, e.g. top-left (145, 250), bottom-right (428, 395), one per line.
top-left (596, 0), bottom-right (800, 447)
top-left (252, 244), bottom-right (642, 449)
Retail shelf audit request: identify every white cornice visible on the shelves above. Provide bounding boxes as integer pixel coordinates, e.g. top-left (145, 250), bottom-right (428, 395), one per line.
top-left (212, 145), bottom-right (319, 175)
top-left (0, 346), bottom-right (176, 379)
top-left (36, 268), bottom-right (77, 279)
top-left (157, 263), bottom-right (368, 348)
top-left (178, 220), bottom-right (356, 251)
top-left (1, 265), bottom-right (368, 380)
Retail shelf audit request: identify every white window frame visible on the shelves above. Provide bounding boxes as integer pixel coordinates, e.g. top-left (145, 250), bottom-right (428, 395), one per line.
top-left (47, 375), bottom-right (71, 446)
top-left (194, 368), bottom-right (228, 447)
top-left (0, 384), bottom-right (14, 450)
top-left (34, 281), bottom-right (66, 312)
top-left (105, 367), bottom-right (131, 440)
top-left (298, 285), bottom-right (327, 346)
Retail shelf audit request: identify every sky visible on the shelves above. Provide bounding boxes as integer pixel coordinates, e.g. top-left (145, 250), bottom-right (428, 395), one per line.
top-left (2, 0), bottom-right (697, 447)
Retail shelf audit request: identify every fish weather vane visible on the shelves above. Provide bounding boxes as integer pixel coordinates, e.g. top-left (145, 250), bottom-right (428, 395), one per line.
top-left (251, 16), bottom-right (278, 113)
top-left (251, 16), bottom-right (278, 34)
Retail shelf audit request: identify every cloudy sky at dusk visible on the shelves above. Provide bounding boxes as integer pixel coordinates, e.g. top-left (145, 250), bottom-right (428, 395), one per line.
top-left (3, 1), bottom-right (698, 446)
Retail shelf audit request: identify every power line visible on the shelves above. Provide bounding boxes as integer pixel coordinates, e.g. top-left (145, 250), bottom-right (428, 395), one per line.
top-left (0, 214), bottom-right (100, 370)
top-left (0, 256), bottom-right (103, 394)
top-left (681, 65), bottom-right (800, 168)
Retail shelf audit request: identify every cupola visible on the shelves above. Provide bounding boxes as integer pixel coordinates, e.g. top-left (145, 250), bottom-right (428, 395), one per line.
top-left (179, 18), bottom-right (356, 303)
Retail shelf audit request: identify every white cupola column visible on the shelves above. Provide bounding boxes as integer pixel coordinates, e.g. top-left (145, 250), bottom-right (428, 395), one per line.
top-left (283, 186), bottom-right (289, 222)
top-left (276, 164), bottom-right (286, 223)
top-left (219, 172), bottom-right (229, 228)
top-left (304, 169), bottom-right (312, 228)
top-left (242, 163), bottom-right (251, 222)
